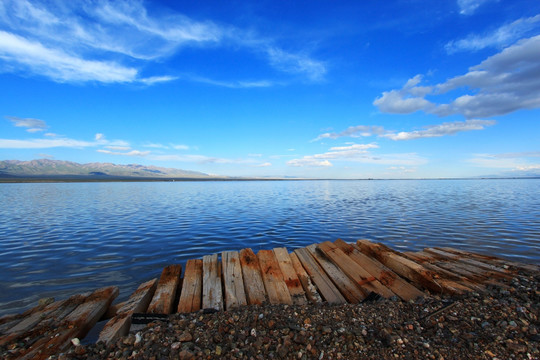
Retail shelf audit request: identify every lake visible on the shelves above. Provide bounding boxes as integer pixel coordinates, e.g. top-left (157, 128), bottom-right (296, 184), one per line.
top-left (1, 179), bottom-right (539, 316)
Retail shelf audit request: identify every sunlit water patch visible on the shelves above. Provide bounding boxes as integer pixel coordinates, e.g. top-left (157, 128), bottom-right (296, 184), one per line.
top-left (0, 179), bottom-right (538, 316)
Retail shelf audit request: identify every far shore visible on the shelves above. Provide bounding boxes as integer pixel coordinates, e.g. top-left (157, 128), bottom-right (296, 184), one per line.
top-left (1, 176), bottom-right (539, 183)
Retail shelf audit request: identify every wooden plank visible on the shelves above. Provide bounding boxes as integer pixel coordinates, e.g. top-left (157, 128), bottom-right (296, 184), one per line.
top-left (335, 240), bottom-right (424, 301)
top-left (318, 241), bottom-right (395, 298)
top-left (306, 244), bottom-right (367, 303)
top-left (222, 251), bottom-right (247, 310)
top-left (289, 252), bottom-right (322, 303)
top-left (404, 251), bottom-right (488, 281)
top-left (0, 293), bottom-right (90, 347)
top-left (438, 247), bottom-right (540, 273)
top-left (402, 251), bottom-right (487, 293)
top-left (257, 250), bottom-right (293, 305)
top-left (424, 248), bottom-right (512, 278)
top-left (273, 247), bottom-right (308, 305)
top-left (98, 279), bottom-right (157, 344)
top-left (177, 259), bottom-right (203, 313)
top-left (356, 240), bottom-right (470, 295)
top-left (147, 264), bottom-right (182, 314)
top-left (20, 286), bottom-right (119, 360)
top-left (202, 254), bottom-right (224, 311)
top-left (294, 247), bottom-right (346, 304)
top-left (239, 248), bottom-right (267, 305)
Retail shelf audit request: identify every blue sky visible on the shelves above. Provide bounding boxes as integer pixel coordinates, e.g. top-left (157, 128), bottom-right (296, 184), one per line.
top-left (1, 0), bottom-right (539, 178)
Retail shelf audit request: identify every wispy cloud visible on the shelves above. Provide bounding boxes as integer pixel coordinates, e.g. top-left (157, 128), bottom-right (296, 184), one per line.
top-left (254, 162), bottom-right (272, 167)
top-left (446, 14), bottom-right (540, 53)
top-left (457, 0), bottom-right (492, 15)
top-left (314, 125), bottom-right (387, 141)
top-left (468, 152), bottom-right (540, 171)
top-left (374, 35), bottom-right (540, 118)
top-left (6, 115), bottom-right (47, 132)
top-left (0, 0), bottom-right (326, 85)
top-left (0, 138), bottom-right (95, 148)
top-left (287, 143), bottom-right (426, 167)
top-left (97, 149), bottom-right (149, 156)
top-left (314, 120), bottom-right (495, 142)
top-left (382, 120), bottom-right (496, 140)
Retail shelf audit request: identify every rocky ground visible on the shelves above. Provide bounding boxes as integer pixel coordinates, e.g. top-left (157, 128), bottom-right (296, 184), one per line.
top-left (39, 271), bottom-right (540, 359)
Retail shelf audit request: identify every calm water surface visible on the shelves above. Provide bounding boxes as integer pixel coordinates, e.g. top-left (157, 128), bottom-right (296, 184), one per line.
top-left (0, 179), bottom-right (539, 315)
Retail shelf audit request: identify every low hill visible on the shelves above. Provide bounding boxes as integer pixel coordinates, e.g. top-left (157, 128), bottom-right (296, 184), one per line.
top-left (0, 159), bottom-right (211, 180)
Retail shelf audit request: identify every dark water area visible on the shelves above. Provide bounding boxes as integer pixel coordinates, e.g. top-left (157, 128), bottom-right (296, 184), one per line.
top-left (0, 179), bottom-right (539, 316)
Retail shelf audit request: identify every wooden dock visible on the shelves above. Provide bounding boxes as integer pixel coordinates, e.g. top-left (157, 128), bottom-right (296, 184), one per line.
top-left (1, 239), bottom-right (538, 359)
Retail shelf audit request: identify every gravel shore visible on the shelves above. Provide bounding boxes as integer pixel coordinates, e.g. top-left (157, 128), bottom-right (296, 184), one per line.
top-left (51, 270), bottom-right (539, 359)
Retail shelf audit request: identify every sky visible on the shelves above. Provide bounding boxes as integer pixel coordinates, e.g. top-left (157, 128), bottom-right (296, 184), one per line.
top-left (1, 0), bottom-right (539, 179)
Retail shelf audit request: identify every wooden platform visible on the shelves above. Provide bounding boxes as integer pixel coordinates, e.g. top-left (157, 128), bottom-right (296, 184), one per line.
top-left (1, 239), bottom-right (538, 359)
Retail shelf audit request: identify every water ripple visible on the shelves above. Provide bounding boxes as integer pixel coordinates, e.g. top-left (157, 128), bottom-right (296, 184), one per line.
top-left (0, 179), bottom-right (539, 316)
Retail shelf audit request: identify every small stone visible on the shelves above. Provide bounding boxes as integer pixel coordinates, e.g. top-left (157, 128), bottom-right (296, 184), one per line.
top-left (179, 331), bottom-right (193, 342)
top-left (71, 338), bottom-right (80, 346)
top-left (423, 342), bottom-right (430, 349)
top-left (179, 349), bottom-right (195, 359)
top-left (134, 332), bottom-right (142, 345)
top-left (215, 345), bottom-right (222, 356)
top-left (251, 328), bottom-right (257, 337)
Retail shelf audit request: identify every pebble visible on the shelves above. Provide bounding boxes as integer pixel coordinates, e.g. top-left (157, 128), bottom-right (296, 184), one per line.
top-left (39, 270), bottom-right (540, 360)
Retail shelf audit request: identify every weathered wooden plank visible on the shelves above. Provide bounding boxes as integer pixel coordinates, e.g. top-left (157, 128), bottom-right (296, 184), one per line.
top-left (438, 247), bottom-right (540, 273)
top-left (402, 251), bottom-right (487, 293)
top-left (0, 293), bottom-right (89, 347)
top-left (239, 248), bottom-right (267, 305)
top-left (424, 248), bottom-right (512, 278)
top-left (294, 247), bottom-right (346, 304)
top-left (289, 252), bottom-right (322, 303)
top-left (356, 240), bottom-right (469, 294)
top-left (222, 251), bottom-right (248, 310)
top-left (306, 244), bottom-right (367, 303)
top-left (20, 286), bottom-right (119, 360)
top-left (147, 264), bottom-right (182, 314)
top-left (318, 241), bottom-right (395, 299)
top-left (99, 279), bottom-right (157, 344)
top-left (404, 251), bottom-right (487, 281)
top-left (257, 250), bottom-right (293, 305)
top-left (335, 240), bottom-right (424, 301)
top-left (177, 259), bottom-right (203, 313)
top-left (202, 254), bottom-right (224, 311)
top-left (273, 247), bottom-right (308, 305)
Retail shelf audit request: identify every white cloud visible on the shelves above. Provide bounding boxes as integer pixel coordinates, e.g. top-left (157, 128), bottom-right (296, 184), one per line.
top-left (457, 0), bottom-right (492, 15)
top-left (185, 75), bottom-right (275, 88)
top-left (374, 35), bottom-right (540, 118)
top-left (468, 152), bottom-right (540, 171)
top-left (104, 145), bottom-right (131, 151)
top-left (143, 143), bottom-right (169, 149)
top-left (446, 14), bottom-right (540, 53)
top-left (382, 120), bottom-right (496, 140)
top-left (0, 30), bottom-right (138, 83)
top-left (287, 143), bottom-right (426, 167)
top-left (265, 47), bottom-right (326, 82)
top-left (254, 162), bottom-right (272, 167)
top-left (0, 138), bottom-right (94, 148)
top-left (97, 149), bottom-right (149, 156)
top-left (0, 0), bottom-right (325, 84)
top-left (314, 120), bottom-right (495, 142)
top-left (171, 144), bottom-right (189, 150)
top-left (287, 158), bottom-right (333, 167)
top-left (95, 133), bottom-right (105, 141)
top-left (6, 115), bottom-right (47, 132)
top-left (148, 154), bottom-right (253, 165)
top-left (313, 125), bottom-right (386, 141)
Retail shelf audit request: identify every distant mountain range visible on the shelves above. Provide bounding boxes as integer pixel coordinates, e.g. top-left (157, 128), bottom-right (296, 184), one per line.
top-left (0, 159), bottom-right (211, 179)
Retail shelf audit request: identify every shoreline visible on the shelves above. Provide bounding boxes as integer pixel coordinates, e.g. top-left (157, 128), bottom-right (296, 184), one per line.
top-left (58, 271), bottom-right (540, 359)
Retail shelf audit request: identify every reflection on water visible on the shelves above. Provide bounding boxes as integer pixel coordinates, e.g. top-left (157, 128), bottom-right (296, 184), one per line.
top-left (0, 179), bottom-right (539, 315)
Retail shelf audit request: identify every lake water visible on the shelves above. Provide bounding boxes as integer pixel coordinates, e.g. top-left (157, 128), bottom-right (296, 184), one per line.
top-left (1, 179), bottom-right (539, 316)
